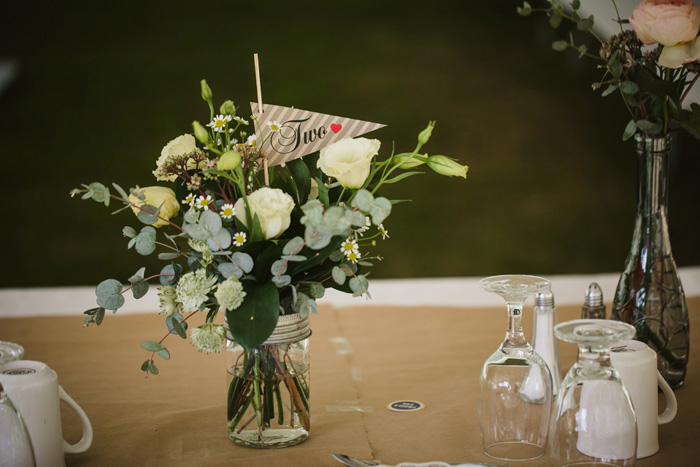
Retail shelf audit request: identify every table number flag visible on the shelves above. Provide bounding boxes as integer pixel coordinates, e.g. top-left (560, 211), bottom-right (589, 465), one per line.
top-left (250, 102), bottom-right (385, 167)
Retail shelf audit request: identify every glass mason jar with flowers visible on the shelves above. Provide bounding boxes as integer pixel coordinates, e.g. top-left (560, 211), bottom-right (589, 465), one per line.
top-left (72, 80), bottom-right (468, 447)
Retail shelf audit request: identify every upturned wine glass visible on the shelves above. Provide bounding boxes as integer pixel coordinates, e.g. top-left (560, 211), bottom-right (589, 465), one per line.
top-left (478, 275), bottom-right (553, 461)
top-left (549, 319), bottom-right (637, 466)
top-left (0, 342), bottom-right (35, 467)
top-left (0, 341), bottom-right (24, 366)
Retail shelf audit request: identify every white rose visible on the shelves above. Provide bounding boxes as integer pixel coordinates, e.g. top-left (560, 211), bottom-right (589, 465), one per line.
top-left (234, 187), bottom-right (295, 240)
top-left (153, 134), bottom-right (197, 181)
top-left (317, 137), bottom-right (381, 189)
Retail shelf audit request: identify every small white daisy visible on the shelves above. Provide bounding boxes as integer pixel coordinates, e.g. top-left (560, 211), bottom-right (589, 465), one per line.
top-left (206, 114), bottom-right (232, 133)
top-left (340, 238), bottom-right (359, 256)
top-left (233, 232), bottom-right (247, 247)
top-left (267, 120), bottom-right (282, 132)
top-left (246, 134), bottom-right (258, 147)
top-left (182, 193), bottom-right (196, 207)
top-left (378, 224), bottom-right (390, 239)
top-left (195, 195), bottom-right (212, 211)
top-left (233, 116), bottom-right (249, 125)
top-left (220, 203), bottom-right (235, 219)
top-left (356, 216), bottom-right (371, 235)
top-left (347, 250), bottom-right (361, 264)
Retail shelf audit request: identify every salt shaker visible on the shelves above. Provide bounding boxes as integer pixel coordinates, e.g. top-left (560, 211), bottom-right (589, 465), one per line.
top-left (582, 283), bottom-right (606, 319)
top-left (531, 290), bottom-right (562, 395)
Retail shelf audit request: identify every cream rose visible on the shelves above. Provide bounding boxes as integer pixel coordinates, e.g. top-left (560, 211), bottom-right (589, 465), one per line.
top-left (629, 0), bottom-right (700, 46)
top-left (128, 186), bottom-right (180, 228)
top-left (659, 36), bottom-right (700, 67)
top-left (317, 137), bottom-right (380, 189)
top-left (153, 134), bottom-right (197, 181)
top-left (233, 187), bottom-right (295, 240)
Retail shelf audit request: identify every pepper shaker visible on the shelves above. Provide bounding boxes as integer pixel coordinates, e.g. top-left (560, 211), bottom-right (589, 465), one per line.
top-left (582, 283), bottom-right (606, 319)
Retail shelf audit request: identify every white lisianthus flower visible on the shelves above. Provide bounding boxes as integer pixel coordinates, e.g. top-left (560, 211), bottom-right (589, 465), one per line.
top-left (176, 268), bottom-right (218, 311)
top-left (317, 137), bottom-right (380, 189)
top-left (153, 134), bottom-right (197, 181)
top-left (233, 187), bottom-right (295, 240)
top-left (190, 323), bottom-right (226, 354)
top-left (659, 36), bottom-right (700, 68)
top-left (214, 276), bottom-right (246, 311)
top-left (157, 285), bottom-right (180, 316)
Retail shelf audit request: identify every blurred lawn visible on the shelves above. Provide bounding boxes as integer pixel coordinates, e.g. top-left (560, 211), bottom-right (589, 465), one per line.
top-left (1, 0), bottom-right (698, 288)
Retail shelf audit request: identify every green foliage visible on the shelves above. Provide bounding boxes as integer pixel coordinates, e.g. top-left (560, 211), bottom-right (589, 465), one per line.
top-left (95, 279), bottom-right (124, 311)
top-left (226, 281), bottom-right (280, 350)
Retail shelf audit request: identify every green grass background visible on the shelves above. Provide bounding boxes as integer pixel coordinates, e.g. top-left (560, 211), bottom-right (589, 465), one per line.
top-left (1, 0), bottom-right (698, 288)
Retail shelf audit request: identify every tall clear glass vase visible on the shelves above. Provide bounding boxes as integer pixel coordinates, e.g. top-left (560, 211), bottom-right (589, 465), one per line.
top-left (612, 134), bottom-right (689, 389)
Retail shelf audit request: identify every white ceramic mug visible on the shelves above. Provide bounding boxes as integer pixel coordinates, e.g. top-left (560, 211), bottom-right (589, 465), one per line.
top-left (0, 360), bottom-right (93, 467)
top-left (611, 340), bottom-right (677, 458)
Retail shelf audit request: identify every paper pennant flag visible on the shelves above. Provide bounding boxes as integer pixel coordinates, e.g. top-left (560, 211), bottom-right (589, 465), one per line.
top-left (250, 102), bottom-right (385, 167)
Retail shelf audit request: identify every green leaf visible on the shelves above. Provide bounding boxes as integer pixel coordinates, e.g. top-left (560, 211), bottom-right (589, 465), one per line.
top-left (272, 274), bottom-right (291, 288)
top-left (552, 40), bottom-right (568, 52)
top-left (577, 15), bottom-right (594, 31)
top-left (95, 279), bottom-right (125, 311)
top-left (141, 340), bottom-right (166, 352)
top-left (168, 314), bottom-right (188, 338)
top-left (156, 348), bottom-right (171, 360)
top-left (88, 182), bottom-right (106, 203)
top-left (287, 158), bottom-right (311, 205)
top-left (332, 266), bottom-right (346, 285)
top-left (369, 197), bottom-right (392, 225)
top-left (225, 281), bottom-right (280, 350)
top-left (271, 259), bottom-right (287, 276)
top-left (314, 177), bottom-right (330, 208)
top-left (141, 360), bottom-right (151, 372)
top-left (207, 227), bottom-right (231, 251)
top-left (620, 81), bottom-right (639, 95)
top-left (679, 103), bottom-right (700, 140)
top-left (283, 237), bottom-right (305, 255)
top-left (183, 223), bottom-right (209, 241)
top-left (137, 204), bottom-right (160, 225)
top-left (601, 83), bottom-right (619, 97)
top-left (635, 119), bottom-right (661, 133)
top-left (123, 226), bottom-right (137, 238)
top-left (135, 228), bottom-right (157, 256)
top-left (381, 171), bottom-right (423, 185)
top-left (572, 0), bottom-right (580, 9)
top-left (148, 361), bottom-right (159, 375)
top-left (577, 44), bottom-right (588, 58)
top-left (200, 210), bottom-right (222, 235)
top-left (633, 65), bottom-right (674, 96)
top-left (308, 282), bottom-right (325, 299)
top-left (112, 183), bottom-right (129, 201)
top-left (516, 1), bottom-right (532, 16)
top-left (349, 275), bottom-right (370, 298)
top-left (158, 252), bottom-right (181, 261)
top-left (131, 280), bottom-right (149, 299)
top-left (159, 264), bottom-right (181, 286)
top-left (95, 307), bottom-right (105, 325)
top-left (281, 255), bottom-right (306, 262)
top-left (622, 119), bottom-right (637, 141)
top-left (102, 187), bottom-right (111, 207)
top-left (352, 189), bottom-right (374, 212)
top-left (549, 14), bottom-right (562, 28)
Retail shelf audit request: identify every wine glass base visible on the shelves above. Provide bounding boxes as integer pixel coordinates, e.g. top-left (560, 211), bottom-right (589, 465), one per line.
top-left (483, 441), bottom-right (545, 461)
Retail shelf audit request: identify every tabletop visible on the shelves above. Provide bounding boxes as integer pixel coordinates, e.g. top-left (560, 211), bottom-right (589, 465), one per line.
top-left (1, 289), bottom-right (698, 467)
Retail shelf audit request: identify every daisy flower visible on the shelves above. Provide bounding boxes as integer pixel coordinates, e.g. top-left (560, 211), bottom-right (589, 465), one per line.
top-left (267, 120), bottom-right (282, 132)
top-left (195, 194), bottom-right (212, 210)
top-left (378, 224), bottom-right (390, 239)
top-left (356, 216), bottom-right (371, 236)
top-left (233, 116), bottom-right (249, 125)
top-left (246, 134), bottom-right (258, 147)
top-left (233, 232), bottom-right (247, 247)
top-left (340, 238), bottom-right (359, 256)
top-left (220, 203), bottom-right (235, 219)
top-left (206, 114), bottom-right (232, 133)
top-left (182, 193), bottom-right (196, 207)
top-left (347, 250), bottom-right (361, 264)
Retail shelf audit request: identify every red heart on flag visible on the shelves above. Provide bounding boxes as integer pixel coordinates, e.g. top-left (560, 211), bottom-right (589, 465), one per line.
top-left (330, 123), bottom-right (342, 134)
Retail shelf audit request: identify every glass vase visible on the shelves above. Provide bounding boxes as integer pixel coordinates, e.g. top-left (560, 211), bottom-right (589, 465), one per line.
top-left (612, 134), bottom-right (689, 389)
top-left (225, 313), bottom-right (311, 448)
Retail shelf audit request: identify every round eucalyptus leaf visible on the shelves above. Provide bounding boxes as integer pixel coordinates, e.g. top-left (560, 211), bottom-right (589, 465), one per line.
top-left (332, 266), bottom-right (346, 285)
top-left (218, 262), bottom-right (243, 279)
top-left (135, 230), bottom-right (157, 255)
top-left (200, 210), bottom-right (222, 235)
top-left (272, 274), bottom-right (291, 288)
top-left (96, 279), bottom-right (125, 311)
top-left (183, 223), bottom-right (209, 241)
top-left (351, 189), bottom-right (374, 212)
top-left (137, 204), bottom-right (160, 225)
top-left (369, 197), bottom-right (391, 225)
top-left (207, 226), bottom-right (231, 251)
top-left (283, 237), bottom-right (305, 255)
top-left (122, 226), bottom-right (137, 238)
top-left (141, 340), bottom-right (166, 352)
top-left (232, 252), bottom-right (254, 274)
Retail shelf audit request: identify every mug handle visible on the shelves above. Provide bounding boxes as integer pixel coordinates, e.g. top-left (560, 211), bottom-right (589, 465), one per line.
top-left (58, 385), bottom-right (93, 453)
top-left (657, 371), bottom-right (677, 425)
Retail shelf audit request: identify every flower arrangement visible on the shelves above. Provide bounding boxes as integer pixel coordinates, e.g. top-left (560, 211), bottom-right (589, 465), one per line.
top-left (519, 0), bottom-right (700, 140)
top-left (71, 80), bottom-right (468, 375)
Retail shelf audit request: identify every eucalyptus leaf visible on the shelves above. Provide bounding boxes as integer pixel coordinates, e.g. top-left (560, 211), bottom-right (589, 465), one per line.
top-left (183, 223), bottom-right (209, 241)
top-left (232, 252), bottom-right (254, 273)
top-left (135, 229), bottom-right (157, 256)
top-left (207, 226), bottom-right (231, 251)
top-left (369, 197), bottom-right (392, 225)
top-left (636, 119), bottom-right (661, 133)
top-left (88, 182), bottom-right (106, 203)
top-left (184, 209), bottom-right (199, 224)
top-left (314, 177), bottom-right (330, 208)
top-left (158, 252), bottom-right (181, 261)
top-left (112, 183), bottom-right (130, 201)
top-left (577, 15), bottom-right (594, 31)
top-left (137, 204), bottom-right (160, 225)
top-left (132, 280), bottom-right (149, 299)
top-left (549, 14), bottom-right (562, 28)
top-left (156, 348), bottom-right (171, 360)
top-left (159, 264), bottom-right (179, 285)
top-left (351, 189), bottom-right (374, 212)
top-left (516, 2), bottom-right (532, 16)
top-left (167, 313), bottom-right (188, 338)
top-left (148, 361), bottom-right (159, 375)
top-left (332, 266), bottom-right (346, 285)
top-left (283, 237), bottom-right (305, 255)
top-left (95, 307), bottom-right (105, 325)
top-left (272, 274), bottom-right (291, 288)
top-left (200, 210), bottom-right (222, 235)
top-left (218, 262), bottom-right (243, 279)
top-left (123, 226), bottom-right (137, 238)
top-left (601, 83), bottom-right (619, 97)
top-left (620, 80), bottom-right (639, 95)
top-left (308, 282), bottom-right (325, 299)
top-left (622, 119), bottom-right (637, 141)
top-left (552, 40), bottom-right (568, 52)
top-left (271, 259), bottom-right (287, 276)
top-left (96, 279), bottom-right (125, 311)
top-left (141, 340), bottom-right (166, 352)
top-left (281, 255), bottom-right (306, 262)
top-left (349, 275), bottom-right (370, 298)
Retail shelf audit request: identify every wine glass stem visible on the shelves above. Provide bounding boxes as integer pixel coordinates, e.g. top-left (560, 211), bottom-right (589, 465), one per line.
top-left (504, 303), bottom-right (527, 348)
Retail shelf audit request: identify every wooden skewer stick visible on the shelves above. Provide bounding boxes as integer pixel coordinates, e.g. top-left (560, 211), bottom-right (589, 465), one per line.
top-left (254, 53), bottom-right (269, 186)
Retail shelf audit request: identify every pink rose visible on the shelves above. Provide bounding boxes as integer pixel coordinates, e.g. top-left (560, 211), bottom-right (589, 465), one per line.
top-left (629, 0), bottom-right (700, 46)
